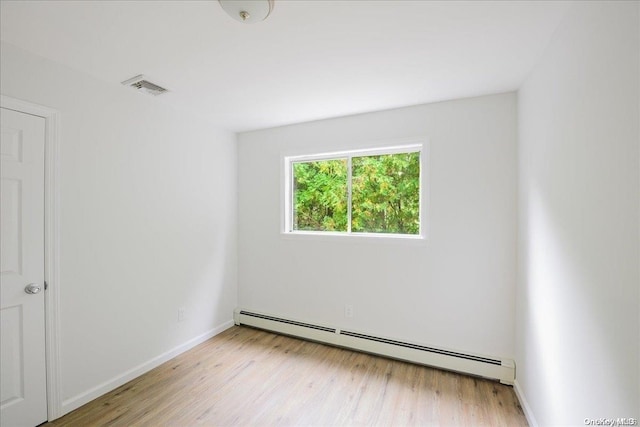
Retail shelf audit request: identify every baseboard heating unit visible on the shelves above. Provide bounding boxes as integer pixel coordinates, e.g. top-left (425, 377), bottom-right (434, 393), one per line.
top-left (233, 308), bottom-right (515, 385)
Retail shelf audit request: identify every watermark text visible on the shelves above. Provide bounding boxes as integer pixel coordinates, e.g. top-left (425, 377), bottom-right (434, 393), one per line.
top-left (584, 418), bottom-right (638, 426)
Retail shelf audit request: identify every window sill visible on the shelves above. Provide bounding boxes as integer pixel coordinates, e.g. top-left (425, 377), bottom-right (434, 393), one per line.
top-left (280, 230), bottom-right (427, 245)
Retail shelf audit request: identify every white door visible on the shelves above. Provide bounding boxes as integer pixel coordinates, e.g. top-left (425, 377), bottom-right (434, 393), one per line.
top-left (0, 107), bottom-right (47, 427)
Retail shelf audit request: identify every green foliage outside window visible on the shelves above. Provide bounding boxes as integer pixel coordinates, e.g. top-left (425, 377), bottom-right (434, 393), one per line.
top-left (292, 151), bottom-right (420, 235)
top-left (352, 153), bottom-right (420, 234)
top-left (293, 159), bottom-right (348, 231)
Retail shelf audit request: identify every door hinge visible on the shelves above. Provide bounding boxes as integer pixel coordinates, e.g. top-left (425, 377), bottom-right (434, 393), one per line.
top-left (44, 281), bottom-right (48, 290)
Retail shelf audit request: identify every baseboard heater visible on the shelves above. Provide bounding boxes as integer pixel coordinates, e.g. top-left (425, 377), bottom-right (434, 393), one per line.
top-left (233, 308), bottom-right (515, 385)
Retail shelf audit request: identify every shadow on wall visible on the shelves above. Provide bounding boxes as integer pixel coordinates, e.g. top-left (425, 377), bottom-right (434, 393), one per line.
top-left (522, 182), bottom-right (636, 422)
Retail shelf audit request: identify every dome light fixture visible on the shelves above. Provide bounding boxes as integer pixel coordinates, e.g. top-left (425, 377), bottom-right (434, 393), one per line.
top-left (218, 0), bottom-right (274, 24)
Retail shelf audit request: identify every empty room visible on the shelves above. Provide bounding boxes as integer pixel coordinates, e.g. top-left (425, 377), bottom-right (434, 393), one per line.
top-left (0, 1), bottom-right (638, 426)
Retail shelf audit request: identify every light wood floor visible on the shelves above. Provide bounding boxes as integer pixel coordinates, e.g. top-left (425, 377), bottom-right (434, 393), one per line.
top-left (47, 326), bottom-right (528, 426)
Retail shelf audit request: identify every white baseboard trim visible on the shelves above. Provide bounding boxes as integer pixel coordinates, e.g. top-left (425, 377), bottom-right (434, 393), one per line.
top-left (513, 379), bottom-right (538, 427)
top-left (59, 319), bottom-right (235, 418)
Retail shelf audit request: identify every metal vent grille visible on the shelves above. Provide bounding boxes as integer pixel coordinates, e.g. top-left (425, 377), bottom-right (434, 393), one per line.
top-left (121, 75), bottom-right (168, 96)
top-left (239, 310), bottom-right (336, 333)
top-left (339, 330), bottom-right (502, 365)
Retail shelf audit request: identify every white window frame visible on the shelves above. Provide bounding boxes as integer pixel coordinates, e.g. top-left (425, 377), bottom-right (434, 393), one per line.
top-left (283, 143), bottom-right (425, 240)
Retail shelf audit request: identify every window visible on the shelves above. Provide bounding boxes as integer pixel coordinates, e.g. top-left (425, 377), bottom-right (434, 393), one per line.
top-left (284, 145), bottom-right (422, 237)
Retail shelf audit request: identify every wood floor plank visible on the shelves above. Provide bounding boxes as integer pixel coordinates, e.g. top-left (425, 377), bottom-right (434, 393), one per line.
top-left (47, 326), bottom-right (528, 427)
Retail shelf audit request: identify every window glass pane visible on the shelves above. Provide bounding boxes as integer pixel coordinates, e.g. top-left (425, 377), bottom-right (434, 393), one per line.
top-left (293, 159), bottom-right (348, 232)
top-left (351, 152), bottom-right (420, 234)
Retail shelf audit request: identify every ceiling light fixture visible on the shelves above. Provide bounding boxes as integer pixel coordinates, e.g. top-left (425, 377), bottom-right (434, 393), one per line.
top-left (218, 0), bottom-right (274, 24)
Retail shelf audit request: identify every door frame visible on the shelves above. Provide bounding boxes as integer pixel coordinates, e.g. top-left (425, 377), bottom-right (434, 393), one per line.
top-left (1, 95), bottom-right (62, 421)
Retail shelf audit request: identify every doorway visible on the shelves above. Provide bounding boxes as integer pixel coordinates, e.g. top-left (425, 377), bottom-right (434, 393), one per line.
top-left (0, 95), bottom-right (61, 425)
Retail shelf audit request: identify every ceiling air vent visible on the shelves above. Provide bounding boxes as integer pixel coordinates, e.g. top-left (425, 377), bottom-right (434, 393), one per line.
top-left (121, 75), bottom-right (168, 96)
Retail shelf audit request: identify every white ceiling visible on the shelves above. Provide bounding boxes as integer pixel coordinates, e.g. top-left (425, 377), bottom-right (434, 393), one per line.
top-left (1, 0), bottom-right (570, 132)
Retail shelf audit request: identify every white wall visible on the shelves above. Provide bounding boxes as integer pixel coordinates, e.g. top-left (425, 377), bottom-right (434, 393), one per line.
top-left (238, 93), bottom-right (517, 359)
top-left (1, 42), bottom-right (238, 415)
top-left (516, 2), bottom-right (639, 425)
